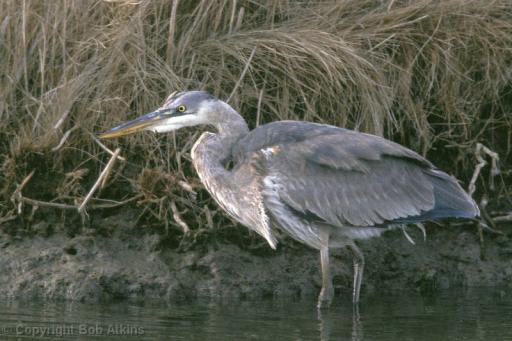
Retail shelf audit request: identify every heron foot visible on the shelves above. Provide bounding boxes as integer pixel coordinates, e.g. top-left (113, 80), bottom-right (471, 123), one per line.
top-left (318, 244), bottom-right (334, 309)
top-left (348, 242), bottom-right (365, 304)
top-left (317, 285), bottom-right (334, 309)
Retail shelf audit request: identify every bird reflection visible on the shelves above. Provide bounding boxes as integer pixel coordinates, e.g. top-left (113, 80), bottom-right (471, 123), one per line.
top-left (318, 304), bottom-right (363, 341)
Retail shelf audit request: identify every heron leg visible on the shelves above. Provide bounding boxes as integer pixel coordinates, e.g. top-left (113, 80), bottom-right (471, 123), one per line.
top-left (348, 242), bottom-right (365, 304)
top-left (317, 246), bottom-right (334, 309)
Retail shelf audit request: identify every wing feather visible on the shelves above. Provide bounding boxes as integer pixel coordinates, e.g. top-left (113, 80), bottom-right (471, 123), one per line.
top-left (233, 121), bottom-right (475, 229)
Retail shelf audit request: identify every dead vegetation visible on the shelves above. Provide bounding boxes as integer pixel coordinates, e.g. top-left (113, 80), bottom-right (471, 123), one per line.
top-left (0, 0), bottom-right (511, 243)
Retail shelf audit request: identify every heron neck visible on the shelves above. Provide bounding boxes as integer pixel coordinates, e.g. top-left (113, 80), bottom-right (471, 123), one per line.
top-left (214, 104), bottom-right (249, 147)
top-left (210, 103), bottom-right (249, 161)
top-left (192, 106), bottom-right (249, 183)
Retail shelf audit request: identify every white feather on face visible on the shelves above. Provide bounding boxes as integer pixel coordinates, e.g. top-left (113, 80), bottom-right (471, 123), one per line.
top-left (148, 100), bottom-right (212, 133)
top-left (149, 114), bottom-right (202, 133)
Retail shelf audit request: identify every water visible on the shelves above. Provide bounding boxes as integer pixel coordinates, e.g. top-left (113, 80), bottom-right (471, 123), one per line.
top-left (0, 288), bottom-right (511, 340)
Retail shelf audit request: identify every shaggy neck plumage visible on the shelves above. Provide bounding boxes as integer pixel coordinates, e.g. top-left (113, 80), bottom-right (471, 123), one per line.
top-left (191, 102), bottom-right (249, 187)
top-left (190, 102), bottom-right (250, 226)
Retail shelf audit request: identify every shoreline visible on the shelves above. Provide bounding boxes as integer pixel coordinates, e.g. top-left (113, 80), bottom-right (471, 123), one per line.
top-left (1, 210), bottom-right (510, 302)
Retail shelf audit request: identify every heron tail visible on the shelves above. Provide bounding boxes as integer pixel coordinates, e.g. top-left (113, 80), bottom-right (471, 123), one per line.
top-left (422, 169), bottom-right (480, 220)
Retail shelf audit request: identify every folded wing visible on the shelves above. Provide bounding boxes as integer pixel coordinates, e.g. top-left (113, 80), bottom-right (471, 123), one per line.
top-left (234, 121), bottom-right (478, 228)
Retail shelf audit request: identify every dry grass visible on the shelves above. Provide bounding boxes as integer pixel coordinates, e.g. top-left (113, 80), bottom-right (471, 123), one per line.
top-left (1, 0), bottom-right (511, 237)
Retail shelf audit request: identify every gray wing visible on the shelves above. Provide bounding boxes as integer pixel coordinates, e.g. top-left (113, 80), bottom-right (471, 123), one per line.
top-left (234, 121), bottom-right (478, 228)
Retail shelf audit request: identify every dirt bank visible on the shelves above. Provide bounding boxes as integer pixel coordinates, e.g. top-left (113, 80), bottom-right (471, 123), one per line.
top-left (0, 210), bottom-right (510, 303)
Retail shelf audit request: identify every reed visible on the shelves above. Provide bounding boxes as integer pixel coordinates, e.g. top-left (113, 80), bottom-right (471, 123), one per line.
top-left (1, 0), bottom-right (510, 237)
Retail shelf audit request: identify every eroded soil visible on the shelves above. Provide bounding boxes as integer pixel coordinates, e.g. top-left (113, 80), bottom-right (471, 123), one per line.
top-left (0, 210), bottom-right (510, 303)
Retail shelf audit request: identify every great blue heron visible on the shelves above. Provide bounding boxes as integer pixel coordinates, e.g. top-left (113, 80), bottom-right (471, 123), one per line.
top-left (99, 91), bottom-right (479, 308)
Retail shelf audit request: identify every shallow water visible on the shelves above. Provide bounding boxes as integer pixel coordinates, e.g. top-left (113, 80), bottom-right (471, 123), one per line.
top-left (0, 288), bottom-right (511, 340)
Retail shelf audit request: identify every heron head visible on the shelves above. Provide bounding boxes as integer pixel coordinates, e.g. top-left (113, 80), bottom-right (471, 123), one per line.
top-left (98, 91), bottom-right (218, 139)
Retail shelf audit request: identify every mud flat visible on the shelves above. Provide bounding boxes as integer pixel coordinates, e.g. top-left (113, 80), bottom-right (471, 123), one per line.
top-left (0, 210), bottom-right (510, 303)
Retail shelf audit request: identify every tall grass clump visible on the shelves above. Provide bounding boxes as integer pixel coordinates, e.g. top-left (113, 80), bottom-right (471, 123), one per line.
top-left (0, 0), bottom-right (511, 241)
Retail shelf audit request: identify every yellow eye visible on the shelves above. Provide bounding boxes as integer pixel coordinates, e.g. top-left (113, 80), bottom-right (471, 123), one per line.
top-left (177, 105), bottom-right (186, 113)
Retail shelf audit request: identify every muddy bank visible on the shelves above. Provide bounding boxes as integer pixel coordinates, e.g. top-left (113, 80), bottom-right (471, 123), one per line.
top-left (0, 211), bottom-right (511, 303)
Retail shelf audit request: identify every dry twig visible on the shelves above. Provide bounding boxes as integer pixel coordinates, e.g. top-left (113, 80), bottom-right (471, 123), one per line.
top-left (226, 46), bottom-right (257, 103)
top-left (90, 133), bottom-right (126, 161)
top-left (11, 170), bottom-right (36, 214)
top-left (18, 194), bottom-right (143, 211)
top-left (171, 200), bottom-right (190, 234)
top-left (493, 213), bottom-right (512, 223)
top-left (52, 124), bottom-right (79, 151)
top-left (78, 148), bottom-right (121, 213)
top-left (468, 143), bottom-right (500, 196)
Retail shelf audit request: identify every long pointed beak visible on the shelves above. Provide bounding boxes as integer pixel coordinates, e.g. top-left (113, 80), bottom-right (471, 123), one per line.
top-left (98, 110), bottom-right (166, 139)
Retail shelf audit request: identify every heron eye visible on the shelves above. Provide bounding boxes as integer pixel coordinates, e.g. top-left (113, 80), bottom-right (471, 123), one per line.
top-left (177, 105), bottom-right (187, 113)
